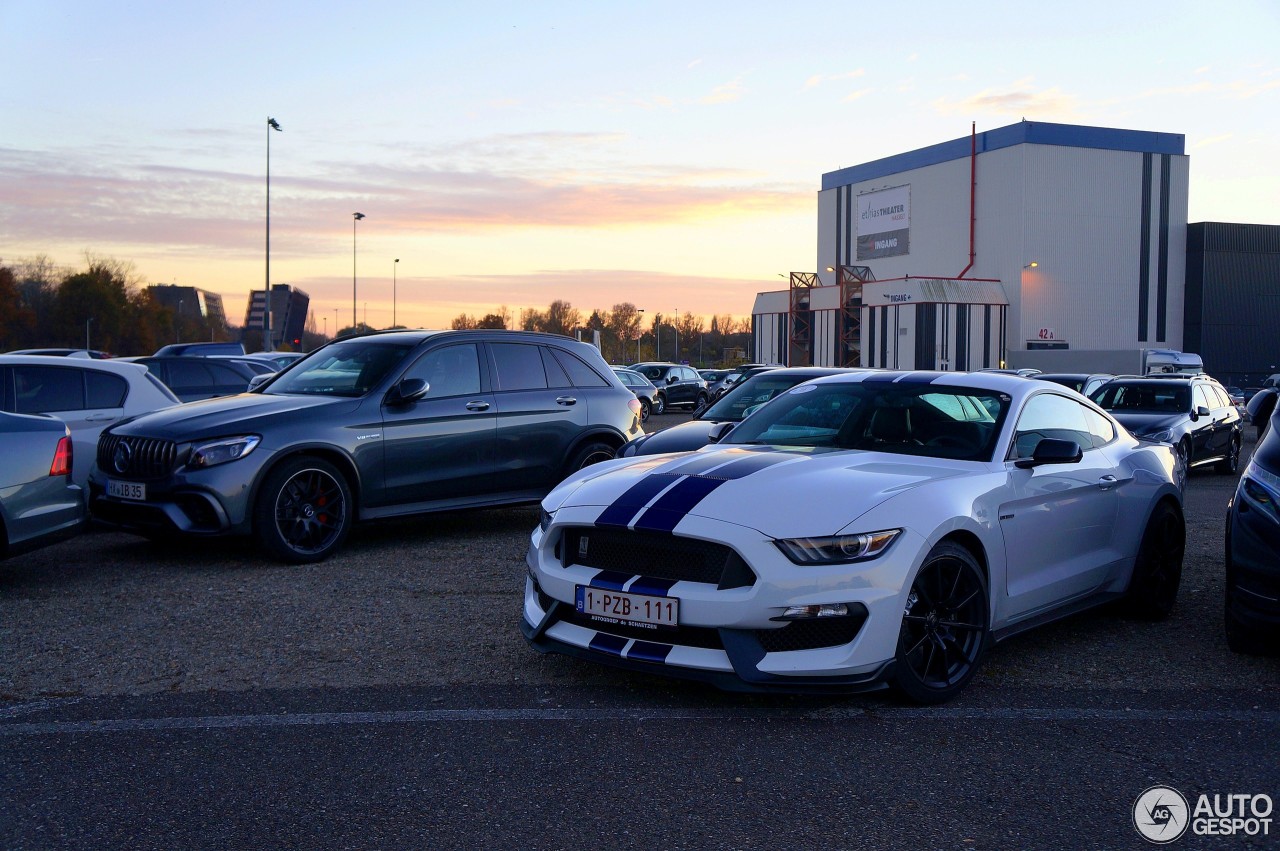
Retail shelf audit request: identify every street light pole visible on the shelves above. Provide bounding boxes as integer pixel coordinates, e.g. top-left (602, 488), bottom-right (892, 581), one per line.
top-left (177, 298), bottom-right (184, 343)
top-left (393, 258), bottom-right (400, 328)
top-left (265, 117), bottom-right (282, 351)
top-left (352, 212), bottom-right (365, 328)
top-left (85, 317), bottom-right (93, 351)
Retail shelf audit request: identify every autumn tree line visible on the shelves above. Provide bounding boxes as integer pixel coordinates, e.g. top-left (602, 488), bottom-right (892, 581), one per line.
top-left (1, 256), bottom-right (754, 365)
top-left (449, 299), bottom-right (755, 366)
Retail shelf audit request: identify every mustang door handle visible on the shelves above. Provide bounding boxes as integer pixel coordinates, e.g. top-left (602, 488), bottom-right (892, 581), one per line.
top-left (465, 400), bottom-right (491, 412)
top-left (555, 396), bottom-right (578, 406)
top-left (1097, 475), bottom-right (1119, 490)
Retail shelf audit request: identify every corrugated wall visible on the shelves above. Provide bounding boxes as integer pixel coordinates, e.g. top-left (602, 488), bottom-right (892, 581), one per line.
top-left (1186, 222), bottom-right (1280, 384)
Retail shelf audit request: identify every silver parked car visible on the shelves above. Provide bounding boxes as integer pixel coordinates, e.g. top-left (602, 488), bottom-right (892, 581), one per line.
top-left (0, 411), bottom-right (85, 558)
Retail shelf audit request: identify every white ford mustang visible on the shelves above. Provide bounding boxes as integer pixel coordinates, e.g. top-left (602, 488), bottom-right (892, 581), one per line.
top-left (521, 371), bottom-right (1186, 704)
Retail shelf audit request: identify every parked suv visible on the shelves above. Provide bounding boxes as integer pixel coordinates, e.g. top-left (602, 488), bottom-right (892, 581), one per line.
top-left (627, 362), bottom-right (708, 414)
top-left (89, 331), bottom-right (644, 562)
top-left (1090, 374), bottom-right (1243, 474)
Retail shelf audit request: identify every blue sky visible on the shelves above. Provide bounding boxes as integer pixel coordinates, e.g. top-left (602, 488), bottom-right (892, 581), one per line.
top-left (2, 0), bottom-right (1277, 331)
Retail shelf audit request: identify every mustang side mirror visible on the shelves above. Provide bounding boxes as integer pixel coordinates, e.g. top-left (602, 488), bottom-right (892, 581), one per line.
top-left (707, 421), bottom-right (735, 444)
top-left (387, 378), bottom-right (429, 406)
top-left (1015, 437), bottom-right (1084, 469)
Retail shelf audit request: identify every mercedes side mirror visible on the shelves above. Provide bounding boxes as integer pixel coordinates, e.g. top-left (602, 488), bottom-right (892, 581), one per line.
top-left (387, 378), bottom-right (429, 406)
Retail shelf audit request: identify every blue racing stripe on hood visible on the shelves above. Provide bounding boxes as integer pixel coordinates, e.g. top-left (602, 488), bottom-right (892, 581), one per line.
top-left (589, 571), bottom-right (632, 591)
top-left (633, 475), bottom-right (727, 532)
top-left (594, 474), bottom-right (682, 528)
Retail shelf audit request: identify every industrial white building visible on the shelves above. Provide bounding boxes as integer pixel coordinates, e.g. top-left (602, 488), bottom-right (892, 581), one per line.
top-left (752, 120), bottom-right (1190, 372)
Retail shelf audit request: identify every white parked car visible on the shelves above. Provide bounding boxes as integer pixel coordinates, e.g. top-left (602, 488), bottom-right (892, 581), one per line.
top-left (0, 355), bottom-right (180, 490)
top-left (522, 371), bottom-right (1186, 704)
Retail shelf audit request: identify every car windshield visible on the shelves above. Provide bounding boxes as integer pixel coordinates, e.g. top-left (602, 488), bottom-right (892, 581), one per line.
top-left (725, 381), bottom-right (1010, 461)
top-left (701, 374), bottom-right (825, 422)
top-left (1092, 383), bottom-right (1190, 414)
top-left (263, 340), bottom-right (412, 397)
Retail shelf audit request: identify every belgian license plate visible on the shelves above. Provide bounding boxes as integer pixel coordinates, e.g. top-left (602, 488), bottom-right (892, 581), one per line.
top-left (576, 585), bottom-right (678, 630)
top-left (107, 479), bottom-right (146, 501)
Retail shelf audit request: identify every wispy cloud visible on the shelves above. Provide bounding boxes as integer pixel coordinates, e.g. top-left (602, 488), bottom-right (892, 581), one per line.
top-left (931, 82), bottom-right (1081, 118)
top-left (700, 78), bottom-right (746, 104)
top-left (1193, 133), bottom-right (1234, 149)
top-left (842, 89), bottom-right (873, 103)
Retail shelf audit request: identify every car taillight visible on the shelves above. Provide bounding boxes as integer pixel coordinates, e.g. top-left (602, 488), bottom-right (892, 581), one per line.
top-left (50, 435), bottom-right (73, 477)
top-left (627, 398), bottom-right (642, 416)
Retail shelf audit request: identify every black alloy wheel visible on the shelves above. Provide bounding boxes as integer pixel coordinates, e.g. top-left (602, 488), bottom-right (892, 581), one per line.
top-left (254, 456), bottom-right (352, 564)
top-left (564, 441), bottom-right (615, 479)
top-left (653, 393), bottom-right (667, 415)
top-left (1215, 435), bottom-right (1241, 474)
top-left (1122, 501), bottom-right (1185, 620)
top-left (639, 397), bottom-right (652, 422)
top-left (892, 542), bottom-right (990, 705)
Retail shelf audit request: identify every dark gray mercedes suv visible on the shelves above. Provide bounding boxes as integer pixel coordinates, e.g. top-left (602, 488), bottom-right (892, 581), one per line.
top-left (89, 330), bottom-right (643, 562)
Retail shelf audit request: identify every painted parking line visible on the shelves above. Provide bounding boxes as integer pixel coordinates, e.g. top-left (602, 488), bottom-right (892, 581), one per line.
top-left (1, 705), bottom-right (1278, 736)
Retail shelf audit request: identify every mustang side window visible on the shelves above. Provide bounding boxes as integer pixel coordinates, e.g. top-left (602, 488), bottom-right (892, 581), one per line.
top-left (1012, 393), bottom-right (1091, 459)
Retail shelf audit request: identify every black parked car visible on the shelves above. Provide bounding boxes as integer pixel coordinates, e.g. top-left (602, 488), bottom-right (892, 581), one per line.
top-left (1247, 388), bottom-right (1278, 439)
top-left (125, 356), bottom-right (261, 402)
top-left (622, 367), bottom-right (854, 456)
top-left (1091, 374), bottom-right (1243, 474)
top-left (627, 362), bottom-right (708, 414)
top-left (89, 331), bottom-right (644, 562)
top-left (1225, 403), bottom-right (1280, 655)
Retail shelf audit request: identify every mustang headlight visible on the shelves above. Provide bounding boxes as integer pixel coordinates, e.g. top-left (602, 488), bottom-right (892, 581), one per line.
top-left (539, 507), bottom-right (555, 533)
top-left (185, 435), bottom-right (261, 470)
top-left (774, 529), bottom-right (901, 565)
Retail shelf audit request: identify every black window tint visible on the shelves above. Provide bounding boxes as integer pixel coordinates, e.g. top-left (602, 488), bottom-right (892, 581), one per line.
top-left (86, 371), bottom-right (128, 407)
top-left (14, 366), bottom-right (84, 413)
top-left (540, 347), bottom-right (572, 388)
top-left (553, 349), bottom-right (608, 388)
top-left (404, 344), bottom-right (481, 398)
top-left (210, 363), bottom-right (250, 389)
top-left (1082, 406), bottom-right (1116, 448)
top-left (490, 343), bottom-right (547, 391)
top-left (168, 360), bottom-right (213, 388)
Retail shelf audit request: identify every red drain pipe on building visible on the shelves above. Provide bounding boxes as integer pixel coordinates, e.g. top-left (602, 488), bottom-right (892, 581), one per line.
top-left (956, 121), bottom-right (977, 279)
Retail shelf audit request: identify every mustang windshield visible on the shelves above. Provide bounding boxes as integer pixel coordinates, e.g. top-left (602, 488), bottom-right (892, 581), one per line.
top-left (264, 341), bottom-right (413, 397)
top-left (726, 381), bottom-right (1010, 461)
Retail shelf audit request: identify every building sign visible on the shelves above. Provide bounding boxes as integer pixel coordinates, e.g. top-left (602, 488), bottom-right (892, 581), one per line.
top-left (862, 277), bottom-right (1009, 307)
top-left (857, 185), bottom-right (910, 260)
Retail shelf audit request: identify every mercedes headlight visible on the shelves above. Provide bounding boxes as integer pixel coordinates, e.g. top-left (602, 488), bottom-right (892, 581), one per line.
top-left (775, 529), bottom-right (901, 565)
top-left (186, 435), bottom-right (262, 470)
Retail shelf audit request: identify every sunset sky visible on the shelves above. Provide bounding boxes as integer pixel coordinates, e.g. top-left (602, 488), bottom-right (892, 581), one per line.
top-left (2, 1), bottom-right (1278, 333)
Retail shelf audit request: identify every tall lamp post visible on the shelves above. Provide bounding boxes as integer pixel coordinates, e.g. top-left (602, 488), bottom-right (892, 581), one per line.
top-left (352, 212), bottom-right (365, 328)
top-left (393, 258), bottom-right (400, 328)
top-left (85, 317), bottom-right (93, 351)
top-left (635, 308), bottom-right (645, 363)
top-left (265, 117), bottom-right (282, 351)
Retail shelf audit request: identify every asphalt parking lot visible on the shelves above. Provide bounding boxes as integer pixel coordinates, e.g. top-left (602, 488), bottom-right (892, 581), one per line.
top-left (3, 412), bottom-right (1278, 849)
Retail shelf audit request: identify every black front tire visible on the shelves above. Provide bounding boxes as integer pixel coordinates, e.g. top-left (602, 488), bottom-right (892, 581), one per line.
top-left (891, 541), bottom-right (990, 705)
top-left (564, 441), bottom-right (615, 479)
top-left (254, 456), bottom-right (353, 564)
top-left (1122, 501), bottom-right (1185, 620)
top-left (653, 393), bottom-right (667, 415)
top-left (639, 398), bottom-right (652, 422)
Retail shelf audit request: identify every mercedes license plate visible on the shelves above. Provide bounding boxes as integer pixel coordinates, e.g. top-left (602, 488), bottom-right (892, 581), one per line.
top-left (107, 479), bottom-right (146, 501)
top-left (575, 585), bottom-right (678, 630)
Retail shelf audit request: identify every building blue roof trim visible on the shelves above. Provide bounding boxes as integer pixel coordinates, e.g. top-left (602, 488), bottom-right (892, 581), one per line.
top-left (821, 121), bottom-right (1185, 190)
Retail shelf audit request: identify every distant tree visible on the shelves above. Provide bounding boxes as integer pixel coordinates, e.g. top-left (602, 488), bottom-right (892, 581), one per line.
top-left (606, 302), bottom-right (643, 364)
top-left (542, 300), bottom-right (580, 337)
top-left (674, 311), bottom-right (704, 362)
top-left (450, 313), bottom-right (478, 330)
top-left (0, 265), bottom-right (35, 349)
top-left (521, 308), bottom-right (545, 331)
top-left (475, 313), bottom-right (507, 329)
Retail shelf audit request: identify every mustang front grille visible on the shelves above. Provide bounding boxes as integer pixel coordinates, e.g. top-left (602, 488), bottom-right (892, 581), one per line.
top-left (562, 526), bottom-right (756, 589)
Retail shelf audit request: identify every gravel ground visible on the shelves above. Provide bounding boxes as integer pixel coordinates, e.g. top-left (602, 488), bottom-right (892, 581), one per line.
top-left (2, 413), bottom-right (1277, 703)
